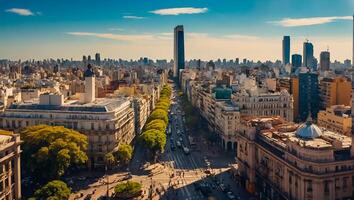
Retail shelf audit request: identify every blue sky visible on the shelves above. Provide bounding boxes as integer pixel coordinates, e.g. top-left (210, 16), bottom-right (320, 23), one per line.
top-left (0, 0), bottom-right (353, 61)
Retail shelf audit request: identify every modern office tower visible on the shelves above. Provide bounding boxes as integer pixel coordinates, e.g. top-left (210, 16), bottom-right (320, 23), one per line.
top-left (83, 55), bottom-right (87, 63)
top-left (197, 59), bottom-right (201, 70)
top-left (243, 58), bottom-right (247, 65)
top-left (87, 55), bottom-right (92, 63)
top-left (143, 57), bottom-right (149, 65)
top-left (320, 51), bottom-right (330, 71)
top-left (298, 72), bottom-right (319, 121)
top-left (95, 53), bottom-right (101, 65)
top-left (303, 41), bottom-right (315, 70)
top-left (235, 58), bottom-right (239, 65)
top-left (173, 25), bottom-right (185, 79)
top-left (282, 36), bottom-right (290, 65)
top-left (0, 133), bottom-right (22, 200)
top-left (206, 60), bottom-right (216, 71)
top-left (291, 54), bottom-right (302, 73)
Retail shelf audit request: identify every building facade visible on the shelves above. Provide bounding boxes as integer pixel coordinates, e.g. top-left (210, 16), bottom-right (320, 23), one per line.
top-left (291, 54), bottom-right (302, 74)
top-left (320, 51), bottom-right (330, 71)
top-left (0, 133), bottom-right (21, 200)
top-left (236, 116), bottom-right (354, 200)
top-left (232, 89), bottom-right (294, 122)
top-left (303, 41), bottom-right (315, 70)
top-left (298, 72), bottom-right (319, 121)
top-left (319, 77), bottom-right (351, 110)
top-left (283, 36), bottom-right (290, 65)
top-left (173, 25), bottom-right (185, 80)
top-left (318, 105), bottom-right (351, 136)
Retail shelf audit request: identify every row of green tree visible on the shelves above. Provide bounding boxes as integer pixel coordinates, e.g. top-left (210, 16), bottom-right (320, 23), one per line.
top-left (139, 85), bottom-right (172, 159)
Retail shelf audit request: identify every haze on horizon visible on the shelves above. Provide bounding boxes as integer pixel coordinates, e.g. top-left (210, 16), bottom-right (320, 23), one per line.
top-left (0, 0), bottom-right (353, 62)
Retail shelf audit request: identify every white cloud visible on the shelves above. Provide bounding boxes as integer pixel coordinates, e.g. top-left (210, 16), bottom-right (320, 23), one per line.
top-left (150, 7), bottom-right (208, 16)
top-left (5, 8), bottom-right (34, 16)
top-left (123, 15), bottom-right (145, 19)
top-left (269, 16), bottom-right (352, 27)
top-left (67, 32), bottom-right (159, 42)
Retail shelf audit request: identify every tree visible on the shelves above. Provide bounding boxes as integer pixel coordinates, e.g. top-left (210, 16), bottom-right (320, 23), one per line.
top-left (114, 181), bottom-right (142, 199)
top-left (143, 119), bottom-right (167, 132)
top-left (139, 129), bottom-right (166, 153)
top-left (104, 152), bottom-right (116, 168)
top-left (32, 180), bottom-right (71, 200)
top-left (147, 109), bottom-right (168, 124)
top-left (20, 125), bottom-right (88, 181)
top-left (116, 144), bottom-right (133, 165)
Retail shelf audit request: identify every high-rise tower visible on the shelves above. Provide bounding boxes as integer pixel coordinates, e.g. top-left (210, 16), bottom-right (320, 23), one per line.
top-left (282, 36), bottom-right (290, 65)
top-left (173, 25), bottom-right (185, 80)
top-left (320, 51), bottom-right (330, 71)
top-left (303, 41), bottom-right (315, 70)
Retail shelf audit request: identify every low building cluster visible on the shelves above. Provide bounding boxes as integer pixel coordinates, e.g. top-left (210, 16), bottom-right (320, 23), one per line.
top-left (0, 64), bottom-right (168, 168)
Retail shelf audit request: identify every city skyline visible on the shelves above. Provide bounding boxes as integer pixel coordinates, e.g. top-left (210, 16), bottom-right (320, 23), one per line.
top-left (0, 0), bottom-right (353, 61)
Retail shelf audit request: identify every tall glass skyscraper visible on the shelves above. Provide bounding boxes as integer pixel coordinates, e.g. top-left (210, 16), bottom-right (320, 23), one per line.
top-left (303, 41), bottom-right (315, 70)
top-left (291, 54), bottom-right (302, 74)
top-left (282, 36), bottom-right (290, 65)
top-left (173, 25), bottom-right (185, 79)
top-left (298, 72), bottom-right (319, 121)
top-left (319, 51), bottom-right (330, 71)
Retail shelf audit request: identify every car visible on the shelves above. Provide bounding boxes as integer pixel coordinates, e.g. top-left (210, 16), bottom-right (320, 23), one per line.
top-left (226, 191), bottom-right (236, 200)
top-left (84, 194), bottom-right (92, 200)
top-left (183, 147), bottom-right (190, 155)
top-left (171, 144), bottom-right (176, 151)
top-left (179, 137), bottom-right (183, 142)
top-left (176, 141), bottom-right (182, 148)
top-left (170, 138), bottom-right (174, 142)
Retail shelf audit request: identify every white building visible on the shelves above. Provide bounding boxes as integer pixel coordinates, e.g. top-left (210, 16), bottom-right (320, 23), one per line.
top-left (0, 66), bottom-right (135, 168)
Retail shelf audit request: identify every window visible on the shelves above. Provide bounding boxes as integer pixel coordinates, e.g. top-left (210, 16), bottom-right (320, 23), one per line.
top-left (307, 180), bottom-right (313, 192)
top-left (343, 177), bottom-right (348, 190)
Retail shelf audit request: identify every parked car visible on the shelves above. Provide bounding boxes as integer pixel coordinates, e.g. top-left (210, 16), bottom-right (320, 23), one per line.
top-left (176, 141), bottom-right (182, 148)
top-left (183, 147), bottom-right (190, 155)
top-left (226, 191), bottom-right (236, 200)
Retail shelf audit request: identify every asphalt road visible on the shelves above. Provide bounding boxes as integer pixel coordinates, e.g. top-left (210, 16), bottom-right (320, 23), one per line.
top-left (69, 84), bottom-right (252, 200)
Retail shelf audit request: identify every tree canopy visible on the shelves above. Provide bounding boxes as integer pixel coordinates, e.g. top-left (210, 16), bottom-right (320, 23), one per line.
top-left (114, 181), bottom-right (142, 199)
top-left (139, 84), bottom-right (171, 159)
top-left (104, 152), bottom-right (116, 168)
top-left (139, 129), bottom-right (166, 153)
top-left (148, 109), bottom-right (168, 124)
top-left (143, 119), bottom-right (167, 132)
top-left (116, 144), bottom-right (133, 165)
top-left (31, 180), bottom-right (71, 200)
top-left (20, 125), bottom-right (88, 181)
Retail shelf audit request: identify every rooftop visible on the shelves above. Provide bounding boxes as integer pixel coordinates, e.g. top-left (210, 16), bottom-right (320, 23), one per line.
top-left (7, 97), bottom-right (129, 113)
top-left (243, 116), bottom-right (351, 151)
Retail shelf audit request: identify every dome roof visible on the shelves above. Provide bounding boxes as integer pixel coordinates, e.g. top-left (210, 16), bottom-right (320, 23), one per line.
top-left (84, 64), bottom-right (95, 77)
top-left (295, 118), bottom-right (322, 139)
